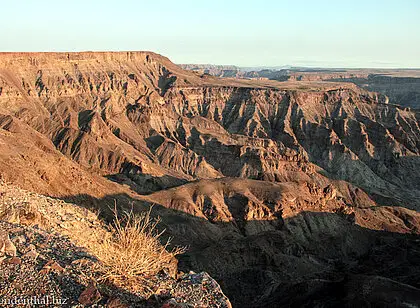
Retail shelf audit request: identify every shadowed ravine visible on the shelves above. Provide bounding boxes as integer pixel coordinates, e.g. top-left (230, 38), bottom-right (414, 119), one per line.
top-left (52, 192), bottom-right (420, 307)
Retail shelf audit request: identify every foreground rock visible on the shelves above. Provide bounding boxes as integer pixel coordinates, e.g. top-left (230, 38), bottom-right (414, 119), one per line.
top-left (0, 181), bottom-right (232, 307)
top-left (167, 272), bottom-right (232, 308)
top-left (0, 220), bottom-right (232, 307)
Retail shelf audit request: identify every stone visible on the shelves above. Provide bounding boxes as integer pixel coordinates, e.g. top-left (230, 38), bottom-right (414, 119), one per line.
top-left (171, 272), bottom-right (232, 308)
top-left (71, 258), bottom-right (94, 266)
top-left (78, 282), bottom-right (101, 306)
top-left (107, 297), bottom-right (129, 308)
top-left (0, 233), bottom-right (17, 257)
top-left (40, 260), bottom-right (64, 274)
top-left (5, 256), bottom-right (22, 265)
top-left (12, 235), bottom-right (27, 245)
top-left (23, 249), bottom-right (39, 260)
top-left (161, 299), bottom-right (191, 308)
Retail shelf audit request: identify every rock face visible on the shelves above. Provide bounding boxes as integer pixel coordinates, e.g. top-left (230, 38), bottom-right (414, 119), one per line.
top-left (1, 52), bottom-right (419, 207)
top-left (0, 52), bottom-right (420, 307)
top-left (329, 74), bottom-right (420, 109)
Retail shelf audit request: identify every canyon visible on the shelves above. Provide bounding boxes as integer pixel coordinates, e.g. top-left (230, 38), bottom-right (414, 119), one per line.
top-left (1, 52), bottom-right (419, 307)
top-left (181, 64), bottom-right (420, 109)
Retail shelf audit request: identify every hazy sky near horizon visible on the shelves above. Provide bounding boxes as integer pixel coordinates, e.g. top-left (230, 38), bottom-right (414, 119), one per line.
top-left (1, 0), bottom-right (419, 68)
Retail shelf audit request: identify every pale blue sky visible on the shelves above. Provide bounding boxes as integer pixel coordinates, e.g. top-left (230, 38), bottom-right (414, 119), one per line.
top-left (1, 0), bottom-right (419, 68)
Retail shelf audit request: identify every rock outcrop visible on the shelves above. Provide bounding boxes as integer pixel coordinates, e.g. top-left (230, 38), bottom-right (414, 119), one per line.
top-left (0, 180), bottom-right (232, 307)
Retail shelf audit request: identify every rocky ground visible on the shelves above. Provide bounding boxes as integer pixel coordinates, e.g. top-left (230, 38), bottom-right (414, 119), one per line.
top-left (0, 180), bottom-right (232, 307)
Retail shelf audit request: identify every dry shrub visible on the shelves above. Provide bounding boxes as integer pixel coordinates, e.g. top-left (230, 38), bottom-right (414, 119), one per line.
top-left (93, 206), bottom-right (185, 290)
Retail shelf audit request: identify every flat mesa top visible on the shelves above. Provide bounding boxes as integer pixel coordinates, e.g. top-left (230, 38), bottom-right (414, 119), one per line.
top-left (0, 51), bottom-right (364, 91)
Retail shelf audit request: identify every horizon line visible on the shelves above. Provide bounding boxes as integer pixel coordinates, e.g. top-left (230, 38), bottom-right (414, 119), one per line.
top-left (1, 50), bottom-right (420, 70)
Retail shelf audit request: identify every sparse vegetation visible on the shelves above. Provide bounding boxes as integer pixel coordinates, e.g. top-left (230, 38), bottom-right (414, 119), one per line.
top-left (92, 206), bottom-right (185, 290)
top-left (0, 181), bottom-right (185, 295)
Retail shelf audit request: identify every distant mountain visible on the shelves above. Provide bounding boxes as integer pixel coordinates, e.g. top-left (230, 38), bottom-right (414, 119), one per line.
top-left (181, 63), bottom-right (420, 108)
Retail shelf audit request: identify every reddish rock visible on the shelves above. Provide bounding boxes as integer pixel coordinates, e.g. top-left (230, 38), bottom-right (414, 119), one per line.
top-left (107, 297), bottom-right (129, 308)
top-left (0, 232), bottom-right (17, 256)
top-left (40, 260), bottom-right (64, 274)
top-left (5, 256), bottom-right (21, 265)
top-left (71, 258), bottom-right (94, 266)
top-left (22, 248), bottom-right (39, 260)
top-left (78, 282), bottom-right (101, 306)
